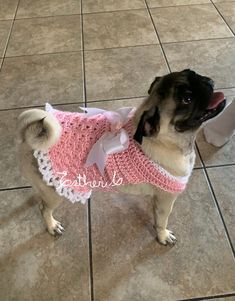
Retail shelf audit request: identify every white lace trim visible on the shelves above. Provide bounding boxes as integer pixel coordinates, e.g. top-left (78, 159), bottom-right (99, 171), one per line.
top-left (151, 160), bottom-right (191, 185)
top-left (34, 150), bottom-right (91, 204)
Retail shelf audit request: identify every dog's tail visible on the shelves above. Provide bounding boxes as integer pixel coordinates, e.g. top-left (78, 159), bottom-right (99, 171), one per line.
top-left (18, 109), bottom-right (61, 150)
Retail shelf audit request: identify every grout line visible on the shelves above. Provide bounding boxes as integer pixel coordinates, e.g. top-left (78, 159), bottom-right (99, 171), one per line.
top-left (0, 0), bottom-right (21, 71)
top-left (87, 198), bottom-right (94, 301)
top-left (143, 0), bottom-right (171, 72)
top-left (3, 35), bottom-right (233, 60)
top-left (205, 163), bottom-right (235, 169)
top-left (161, 36), bottom-right (235, 45)
top-left (0, 185), bottom-right (31, 192)
top-left (4, 50), bottom-right (82, 59)
top-left (86, 95), bottom-right (147, 103)
top-left (81, 7), bottom-right (148, 15)
top-left (148, 2), bottom-right (227, 10)
top-left (2, 88), bottom-right (235, 111)
top-left (0, 96), bottom-right (147, 112)
top-left (3, 1), bottom-right (233, 22)
top-left (3, 1), bottom-right (227, 22)
top-left (12, 8), bottom-right (147, 20)
top-left (80, 2), bottom-right (87, 105)
top-left (0, 101), bottom-right (84, 112)
top-left (15, 13), bottom-right (82, 20)
top-left (81, 2), bottom-right (94, 300)
top-left (211, 0), bottom-right (235, 1)
top-left (193, 166), bottom-right (204, 170)
top-left (1, 36), bottom-right (235, 60)
top-left (210, 0), bottom-right (235, 36)
top-left (196, 143), bottom-right (235, 257)
top-left (204, 168), bottom-right (235, 257)
top-left (84, 43), bottom-right (160, 52)
top-left (177, 292), bottom-right (235, 301)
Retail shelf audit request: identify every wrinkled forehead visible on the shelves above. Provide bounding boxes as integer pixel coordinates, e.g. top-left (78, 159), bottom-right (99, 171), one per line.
top-left (161, 71), bottom-right (213, 95)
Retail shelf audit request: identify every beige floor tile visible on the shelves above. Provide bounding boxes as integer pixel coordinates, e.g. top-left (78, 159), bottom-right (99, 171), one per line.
top-left (0, 0), bottom-right (18, 20)
top-left (16, 0), bottom-right (81, 18)
top-left (83, 0), bottom-right (146, 13)
top-left (85, 45), bottom-right (169, 101)
top-left (0, 20), bottom-right (12, 58)
top-left (207, 166), bottom-right (235, 247)
top-left (0, 52), bottom-right (83, 110)
top-left (163, 38), bottom-right (235, 89)
top-left (0, 188), bottom-right (90, 301)
top-left (151, 4), bottom-right (232, 43)
top-left (0, 109), bottom-right (28, 189)
top-left (147, 0), bottom-right (210, 7)
top-left (6, 15), bottom-right (81, 57)
top-left (195, 148), bottom-right (202, 168)
top-left (197, 129), bottom-right (235, 166)
top-left (91, 170), bottom-right (235, 301)
top-left (87, 97), bottom-right (144, 110)
top-left (83, 10), bottom-right (158, 50)
top-left (215, 2), bottom-right (235, 33)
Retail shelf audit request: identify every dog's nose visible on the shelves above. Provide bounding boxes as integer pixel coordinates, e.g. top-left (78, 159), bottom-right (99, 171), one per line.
top-left (208, 79), bottom-right (214, 89)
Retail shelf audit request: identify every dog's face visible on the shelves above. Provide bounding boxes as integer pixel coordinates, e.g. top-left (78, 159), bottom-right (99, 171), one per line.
top-left (134, 69), bottom-right (226, 144)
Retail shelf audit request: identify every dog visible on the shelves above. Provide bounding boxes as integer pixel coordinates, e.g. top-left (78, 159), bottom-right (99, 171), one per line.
top-left (17, 69), bottom-right (226, 245)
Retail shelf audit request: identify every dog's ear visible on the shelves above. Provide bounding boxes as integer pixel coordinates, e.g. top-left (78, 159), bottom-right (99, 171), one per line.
top-left (134, 107), bottom-right (160, 144)
top-left (148, 77), bottom-right (161, 95)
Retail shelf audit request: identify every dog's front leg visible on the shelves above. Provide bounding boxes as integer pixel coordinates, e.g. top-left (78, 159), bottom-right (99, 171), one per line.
top-left (152, 191), bottom-right (177, 245)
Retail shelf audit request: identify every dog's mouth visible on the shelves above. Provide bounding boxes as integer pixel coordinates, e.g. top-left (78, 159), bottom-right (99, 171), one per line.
top-left (199, 91), bottom-right (226, 123)
top-left (175, 91), bottom-right (226, 132)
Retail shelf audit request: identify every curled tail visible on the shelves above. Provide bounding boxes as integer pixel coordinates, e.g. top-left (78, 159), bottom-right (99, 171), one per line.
top-left (18, 108), bottom-right (61, 150)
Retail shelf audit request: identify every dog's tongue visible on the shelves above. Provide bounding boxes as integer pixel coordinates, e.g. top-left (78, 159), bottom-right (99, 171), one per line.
top-left (207, 92), bottom-right (225, 109)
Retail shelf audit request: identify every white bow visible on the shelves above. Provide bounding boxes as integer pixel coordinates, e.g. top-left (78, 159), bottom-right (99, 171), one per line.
top-left (80, 106), bottom-right (135, 131)
top-left (80, 107), bottom-right (136, 174)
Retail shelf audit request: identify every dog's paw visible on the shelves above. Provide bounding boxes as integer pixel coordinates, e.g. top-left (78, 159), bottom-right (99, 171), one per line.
top-left (157, 229), bottom-right (177, 246)
top-left (47, 218), bottom-right (65, 236)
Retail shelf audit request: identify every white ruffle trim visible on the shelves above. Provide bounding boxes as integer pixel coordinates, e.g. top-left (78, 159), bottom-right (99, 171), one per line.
top-left (151, 160), bottom-right (191, 185)
top-left (34, 150), bottom-right (91, 204)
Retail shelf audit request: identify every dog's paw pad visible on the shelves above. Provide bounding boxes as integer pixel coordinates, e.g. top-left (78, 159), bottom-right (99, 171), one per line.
top-left (157, 229), bottom-right (177, 246)
top-left (48, 220), bottom-right (65, 236)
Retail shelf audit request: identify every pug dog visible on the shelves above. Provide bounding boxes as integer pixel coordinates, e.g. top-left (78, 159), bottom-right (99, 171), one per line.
top-left (17, 69), bottom-right (226, 245)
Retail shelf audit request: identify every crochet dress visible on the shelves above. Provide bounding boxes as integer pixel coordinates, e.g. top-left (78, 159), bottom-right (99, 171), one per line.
top-left (34, 105), bottom-right (190, 204)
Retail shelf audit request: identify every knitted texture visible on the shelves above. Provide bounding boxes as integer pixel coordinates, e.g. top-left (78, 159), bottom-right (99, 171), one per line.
top-left (34, 107), bottom-right (189, 203)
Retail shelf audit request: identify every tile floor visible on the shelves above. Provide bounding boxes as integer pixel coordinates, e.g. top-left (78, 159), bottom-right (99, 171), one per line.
top-left (0, 0), bottom-right (234, 300)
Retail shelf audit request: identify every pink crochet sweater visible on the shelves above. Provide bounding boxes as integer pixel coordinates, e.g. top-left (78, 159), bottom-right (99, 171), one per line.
top-left (34, 105), bottom-right (189, 203)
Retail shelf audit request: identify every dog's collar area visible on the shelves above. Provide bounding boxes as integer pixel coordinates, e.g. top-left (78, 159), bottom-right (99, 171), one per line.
top-left (151, 159), bottom-right (191, 185)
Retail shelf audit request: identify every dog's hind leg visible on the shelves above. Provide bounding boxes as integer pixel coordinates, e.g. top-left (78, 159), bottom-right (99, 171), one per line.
top-left (37, 184), bottom-right (64, 236)
top-left (18, 146), bottom-right (64, 235)
top-left (152, 191), bottom-right (177, 245)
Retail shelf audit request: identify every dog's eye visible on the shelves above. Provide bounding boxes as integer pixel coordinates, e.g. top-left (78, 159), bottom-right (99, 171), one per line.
top-left (182, 91), bottom-right (192, 104)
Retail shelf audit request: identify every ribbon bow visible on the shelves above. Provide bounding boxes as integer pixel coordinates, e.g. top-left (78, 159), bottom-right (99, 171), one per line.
top-left (80, 106), bottom-right (135, 131)
top-left (80, 107), bottom-right (136, 174)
